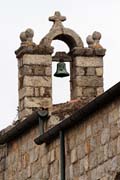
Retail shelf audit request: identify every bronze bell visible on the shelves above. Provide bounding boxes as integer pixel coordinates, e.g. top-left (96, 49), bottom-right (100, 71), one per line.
top-left (54, 60), bottom-right (69, 78)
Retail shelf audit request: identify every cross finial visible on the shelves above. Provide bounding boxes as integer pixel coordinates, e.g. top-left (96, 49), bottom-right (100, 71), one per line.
top-left (49, 11), bottom-right (66, 28)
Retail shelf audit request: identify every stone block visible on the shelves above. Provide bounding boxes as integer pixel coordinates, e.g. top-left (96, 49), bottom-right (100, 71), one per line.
top-left (79, 158), bottom-right (84, 175)
top-left (33, 66), bottom-right (45, 76)
top-left (75, 67), bottom-right (85, 76)
top-left (24, 97), bottom-right (52, 108)
top-left (23, 76), bottom-right (51, 87)
top-left (20, 65), bottom-right (32, 75)
top-left (77, 143), bottom-right (85, 160)
top-left (73, 162), bottom-right (80, 177)
top-left (84, 140), bottom-right (91, 154)
top-left (19, 108), bottom-right (32, 120)
top-left (19, 87), bottom-right (34, 99)
top-left (97, 87), bottom-right (104, 96)
top-left (45, 67), bottom-right (52, 76)
top-left (71, 149), bottom-right (77, 163)
top-left (110, 156), bottom-right (117, 172)
top-left (0, 159), bottom-right (5, 172)
top-left (34, 87), bottom-right (40, 97)
top-left (19, 99), bottom-right (24, 111)
top-left (27, 165), bottom-right (32, 178)
top-left (90, 168), bottom-right (97, 180)
top-left (40, 87), bottom-right (45, 96)
top-left (83, 156), bottom-right (89, 171)
top-left (23, 54), bottom-right (52, 65)
top-left (108, 107), bottom-right (119, 124)
top-left (110, 122), bottom-right (118, 139)
top-left (86, 67), bottom-right (95, 76)
top-left (90, 137), bottom-right (97, 152)
top-left (75, 76), bottom-right (103, 87)
top-left (44, 87), bottom-right (52, 97)
top-left (86, 124), bottom-right (92, 138)
top-left (69, 165), bottom-right (73, 179)
top-left (18, 58), bottom-right (23, 68)
top-left (108, 139), bottom-right (117, 158)
top-left (41, 155), bottom-right (48, 168)
top-left (50, 149), bottom-right (55, 163)
top-left (96, 164), bottom-right (105, 179)
top-left (97, 146), bottom-right (104, 164)
top-left (101, 128), bottom-right (110, 145)
top-left (83, 87), bottom-right (96, 97)
top-left (29, 148), bottom-right (39, 163)
top-left (74, 56), bottom-right (103, 67)
top-left (104, 144), bottom-right (109, 161)
top-left (117, 136), bottom-right (120, 154)
top-left (47, 115), bottom-right (60, 129)
top-left (72, 86), bottom-right (83, 98)
top-left (89, 150), bottom-right (98, 169)
top-left (96, 67), bottom-right (103, 76)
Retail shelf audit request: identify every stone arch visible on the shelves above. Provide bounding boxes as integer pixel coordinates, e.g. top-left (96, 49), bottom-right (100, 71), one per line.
top-left (40, 27), bottom-right (84, 51)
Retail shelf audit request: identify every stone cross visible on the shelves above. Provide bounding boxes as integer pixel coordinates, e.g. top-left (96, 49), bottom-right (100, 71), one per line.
top-left (49, 11), bottom-right (66, 28)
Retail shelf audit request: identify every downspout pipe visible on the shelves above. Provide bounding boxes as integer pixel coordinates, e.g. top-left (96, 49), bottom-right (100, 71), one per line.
top-left (60, 130), bottom-right (65, 180)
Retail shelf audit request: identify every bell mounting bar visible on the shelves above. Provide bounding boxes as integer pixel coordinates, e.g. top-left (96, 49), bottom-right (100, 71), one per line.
top-left (52, 51), bottom-right (72, 62)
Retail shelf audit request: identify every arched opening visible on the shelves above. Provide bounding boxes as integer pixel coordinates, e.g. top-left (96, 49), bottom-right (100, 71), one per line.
top-left (51, 40), bottom-right (70, 104)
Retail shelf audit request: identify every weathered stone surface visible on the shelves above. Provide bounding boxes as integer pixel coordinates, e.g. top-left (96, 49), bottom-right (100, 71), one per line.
top-left (96, 67), bottom-right (103, 76)
top-left (101, 128), bottom-right (110, 145)
top-left (34, 87), bottom-right (39, 97)
top-left (83, 87), bottom-right (96, 97)
top-left (19, 87), bottom-right (34, 99)
top-left (89, 150), bottom-right (98, 169)
top-left (18, 108), bottom-right (33, 120)
top-left (1, 92), bottom-right (120, 180)
top-left (71, 149), bottom-right (77, 163)
top-left (23, 76), bottom-right (51, 87)
top-left (75, 67), bottom-right (85, 76)
top-left (86, 67), bottom-right (95, 75)
top-left (97, 87), bottom-right (104, 95)
top-left (24, 97), bottom-right (52, 108)
top-left (23, 54), bottom-right (52, 65)
top-left (45, 67), bottom-right (52, 76)
top-left (47, 115), bottom-right (60, 129)
top-left (71, 86), bottom-right (83, 98)
top-left (108, 107), bottom-right (119, 124)
top-left (40, 87), bottom-right (45, 97)
top-left (74, 57), bottom-right (103, 67)
top-left (75, 76), bottom-right (103, 87)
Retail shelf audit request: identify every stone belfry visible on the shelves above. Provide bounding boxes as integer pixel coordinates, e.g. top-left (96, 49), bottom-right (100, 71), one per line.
top-left (15, 11), bottom-right (106, 120)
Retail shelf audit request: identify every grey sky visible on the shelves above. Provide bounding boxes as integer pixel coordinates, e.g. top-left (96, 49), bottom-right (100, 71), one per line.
top-left (0, 0), bottom-right (119, 130)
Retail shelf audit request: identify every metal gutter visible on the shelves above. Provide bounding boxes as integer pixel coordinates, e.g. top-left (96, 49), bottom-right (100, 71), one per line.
top-left (0, 112), bottom-right (39, 145)
top-left (0, 81), bottom-right (120, 145)
top-left (34, 81), bottom-right (120, 145)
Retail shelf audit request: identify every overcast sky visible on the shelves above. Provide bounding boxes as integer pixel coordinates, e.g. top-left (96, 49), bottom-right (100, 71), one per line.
top-left (0, 0), bottom-right (120, 130)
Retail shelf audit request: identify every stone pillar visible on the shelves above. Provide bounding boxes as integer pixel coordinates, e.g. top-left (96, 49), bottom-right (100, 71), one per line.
top-left (18, 55), bottom-right (52, 120)
top-left (70, 31), bottom-right (106, 100)
top-left (71, 56), bottom-right (103, 99)
top-left (15, 28), bottom-right (53, 120)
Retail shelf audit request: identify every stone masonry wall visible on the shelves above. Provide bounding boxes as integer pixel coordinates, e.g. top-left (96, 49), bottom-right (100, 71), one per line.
top-left (0, 97), bottom-right (120, 180)
top-left (65, 97), bottom-right (120, 180)
top-left (71, 56), bottom-right (103, 100)
top-left (18, 54), bottom-right (52, 120)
